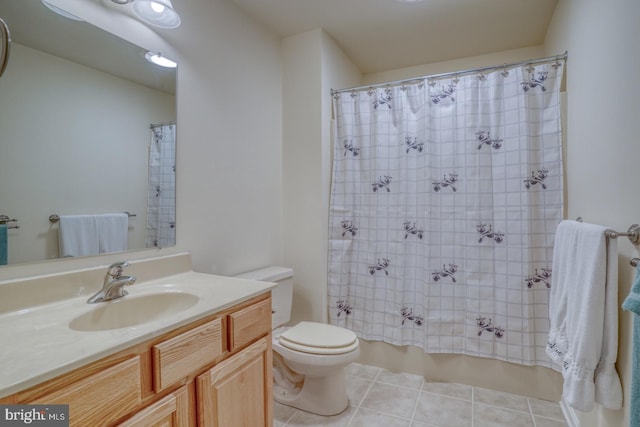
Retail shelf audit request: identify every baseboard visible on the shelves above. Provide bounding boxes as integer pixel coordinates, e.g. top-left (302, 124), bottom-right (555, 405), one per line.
top-left (559, 398), bottom-right (580, 427)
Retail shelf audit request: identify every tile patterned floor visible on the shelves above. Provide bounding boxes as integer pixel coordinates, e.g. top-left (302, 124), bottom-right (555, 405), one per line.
top-left (273, 363), bottom-right (568, 427)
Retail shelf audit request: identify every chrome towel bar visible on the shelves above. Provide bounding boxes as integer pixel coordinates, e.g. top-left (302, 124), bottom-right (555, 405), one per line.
top-left (575, 218), bottom-right (640, 245)
top-left (0, 214), bottom-right (19, 228)
top-left (49, 212), bottom-right (136, 223)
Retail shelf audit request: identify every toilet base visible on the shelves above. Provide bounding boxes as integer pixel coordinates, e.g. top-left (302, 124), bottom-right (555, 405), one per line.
top-left (273, 367), bottom-right (349, 416)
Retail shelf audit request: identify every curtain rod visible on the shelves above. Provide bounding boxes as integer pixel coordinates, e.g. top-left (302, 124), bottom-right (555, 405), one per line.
top-left (150, 121), bottom-right (176, 129)
top-left (330, 51), bottom-right (568, 96)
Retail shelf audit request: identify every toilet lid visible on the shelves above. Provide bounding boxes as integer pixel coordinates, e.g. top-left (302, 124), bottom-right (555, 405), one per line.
top-left (278, 321), bottom-right (358, 355)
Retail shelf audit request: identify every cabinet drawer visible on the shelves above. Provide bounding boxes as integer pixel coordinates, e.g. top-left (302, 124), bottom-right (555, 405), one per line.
top-left (117, 385), bottom-right (190, 427)
top-left (32, 356), bottom-right (142, 427)
top-left (229, 298), bottom-right (271, 351)
top-left (153, 318), bottom-right (224, 392)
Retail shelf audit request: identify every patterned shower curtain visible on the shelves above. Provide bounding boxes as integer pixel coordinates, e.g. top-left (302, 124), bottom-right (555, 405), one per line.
top-left (145, 122), bottom-right (176, 249)
top-left (328, 61), bottom-right (564, 367)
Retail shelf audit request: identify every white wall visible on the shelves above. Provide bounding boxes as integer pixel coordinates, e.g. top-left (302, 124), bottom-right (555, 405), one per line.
top-left (173, 0), bottom-right (284, 276)
top-left (282, 29), bottom-right (361, 324)
top-left (544, 0), bottom-right (640, 425)
top-left (0, 43), bottom-right (174, 265)
top-left (362, 46), bottom-right (546, 86)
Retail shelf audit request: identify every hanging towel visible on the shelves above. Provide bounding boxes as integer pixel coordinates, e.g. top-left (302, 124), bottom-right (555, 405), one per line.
top-left (58, 215), bottom-right (100, 257)
top-left (0, 224), bottom-right (7, 265)
top-left (96, 213), bottom-right (128, 254)
top-left (546, 220), bottom-right (622, 411)
top-left (622, 265), bottom-right (640, 427)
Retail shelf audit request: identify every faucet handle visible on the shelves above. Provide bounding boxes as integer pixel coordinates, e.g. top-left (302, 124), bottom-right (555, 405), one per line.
top-left (107, 261), bottom-right (130, 277)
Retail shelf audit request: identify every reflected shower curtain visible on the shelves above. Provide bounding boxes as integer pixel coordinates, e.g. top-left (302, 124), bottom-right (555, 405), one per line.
top-left (328, 62), bottom-right (564, 367)
top-left (145, 122), bottom-right (176, 248)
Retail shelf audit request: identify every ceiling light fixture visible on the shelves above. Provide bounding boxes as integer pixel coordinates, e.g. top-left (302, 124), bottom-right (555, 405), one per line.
top-left (41, 0), bottom-right (84, 21)
top-left (109, 0), bottom-right (181, 29)
top-left (145, 51), bottom-right (177, 68)
top-left (133, 0), bottom-right (181, 29)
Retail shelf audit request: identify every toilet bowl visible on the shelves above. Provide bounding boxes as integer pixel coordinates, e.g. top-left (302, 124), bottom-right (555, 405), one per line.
top-left (234, 267), bottom-right (360, 416)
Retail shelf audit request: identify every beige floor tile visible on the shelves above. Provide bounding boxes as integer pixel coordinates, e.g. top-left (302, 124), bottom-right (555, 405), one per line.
top-left (528, 398), bottom-right (565, 420)
top-left (360, 382), bottom-right (420, 418)
top-left (273, 401), bottom-right (298, 425)
top-left (409, 421), bottom-right (439, 427)
top-left (286, 405), bottom-right (356, 427)
top-left (421, 381), bottom-right (472, 401)
top-left (473, 403), bottom-right (534, 427)
top-left (534, 415), bottom-right (569, 427)
top-left (376, 369), bottom-right (425, 390)
top-left (348, 408), bottom-right (411, 427)
top-left (473, 387), bottom-right (530, 413)
top-left (413, 391), bottom-right (472, 427)
top-left (345, 362), bottom-right (381, 379)
top-left (273, 364), bottom-right (569, 427)
top-left (346, 375), bottom-right (373, 407)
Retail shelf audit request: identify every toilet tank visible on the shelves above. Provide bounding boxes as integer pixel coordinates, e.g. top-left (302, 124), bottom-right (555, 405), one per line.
top-left (234, 266), bottom-right (294, 329)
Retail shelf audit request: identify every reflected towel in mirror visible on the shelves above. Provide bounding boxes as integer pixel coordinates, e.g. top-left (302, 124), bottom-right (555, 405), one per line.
top-left (0, 224), bottom-right (7, 265)
top-left (58, 214), bottom-right (128, 257)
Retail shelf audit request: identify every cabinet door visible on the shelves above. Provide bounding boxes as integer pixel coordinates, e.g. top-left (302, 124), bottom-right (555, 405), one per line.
top-left (196, 336), bottom-right (272, 427)
top-left (117, 385), bottom-right (191, 427)
top-left (30, 357), bottom-right (142, 427)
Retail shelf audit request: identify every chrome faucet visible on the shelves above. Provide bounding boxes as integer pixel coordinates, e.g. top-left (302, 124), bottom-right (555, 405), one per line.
top-left (87, 261), bottom-right (136, 304)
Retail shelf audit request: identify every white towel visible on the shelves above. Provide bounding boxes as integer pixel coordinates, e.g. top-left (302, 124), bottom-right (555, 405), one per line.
top-left (96, 213), bottom-right (128, 254)
top-left (58, 215), bottom-right (100, 257)
top-left (546, 220), bottom-right (622, 411)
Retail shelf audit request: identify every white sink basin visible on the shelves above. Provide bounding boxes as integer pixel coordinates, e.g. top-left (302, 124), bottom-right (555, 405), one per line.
top-left (69, 292), bottom-right (199, 331)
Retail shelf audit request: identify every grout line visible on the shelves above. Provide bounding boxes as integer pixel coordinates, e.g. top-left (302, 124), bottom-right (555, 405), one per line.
top-left (471, 386), bottom-right (475, 427)
top-left (350, 406), bottom-right (413, 423)
top-left (344, 370), bottom-right (377, 427)
top-left (420, 389), bottom-right (472, 403)
top-left (528, 398), bottom-right (538, 427)
top-left (408, 387), bottom-right (422, 423)
top-left (473, 401), bottom-right (533, 416)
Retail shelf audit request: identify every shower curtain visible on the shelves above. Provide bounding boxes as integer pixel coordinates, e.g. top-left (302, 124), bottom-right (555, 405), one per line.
top-left (328, 61), bottom-right (564, 367)
top-left (145, 122), bottom-right (176, 249)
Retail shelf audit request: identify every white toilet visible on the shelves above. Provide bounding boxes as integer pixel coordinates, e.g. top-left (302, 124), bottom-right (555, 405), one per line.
top-left (235, 267), bottom-right (359, 416)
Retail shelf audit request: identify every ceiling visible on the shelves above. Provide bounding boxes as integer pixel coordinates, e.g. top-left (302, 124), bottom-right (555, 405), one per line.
top-left (230, 0), bottom-right (559, 74)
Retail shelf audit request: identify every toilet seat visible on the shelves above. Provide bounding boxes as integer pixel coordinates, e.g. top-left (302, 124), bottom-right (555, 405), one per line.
top-left (278, 321), bottom-right (358, 355)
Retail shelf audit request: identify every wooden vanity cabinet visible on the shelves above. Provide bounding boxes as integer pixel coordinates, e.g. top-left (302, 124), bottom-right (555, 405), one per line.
top-left (5, 293), bottom-right (272, 427)
top-left (197, 336), bottom-right (272, 427)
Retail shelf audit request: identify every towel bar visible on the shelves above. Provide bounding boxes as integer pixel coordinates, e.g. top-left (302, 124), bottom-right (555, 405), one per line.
top-left (605, 224), bottom-right (640, 245)
top-left (575, 218), bottom-right (640, 245)
top-left (0, 214), bottom-right (18, 225)
top-left (49, 212), bottom-right (136, 223)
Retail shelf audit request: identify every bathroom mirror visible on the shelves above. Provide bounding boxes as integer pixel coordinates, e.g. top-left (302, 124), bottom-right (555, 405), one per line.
top-left (0, 0), bottom-right (177, 265)
top-left (0, 17), bottom-right (9, 78)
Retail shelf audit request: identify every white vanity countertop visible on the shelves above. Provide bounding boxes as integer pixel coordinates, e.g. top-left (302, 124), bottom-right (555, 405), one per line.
top-left (0, 271), bottom-right (275, 398)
